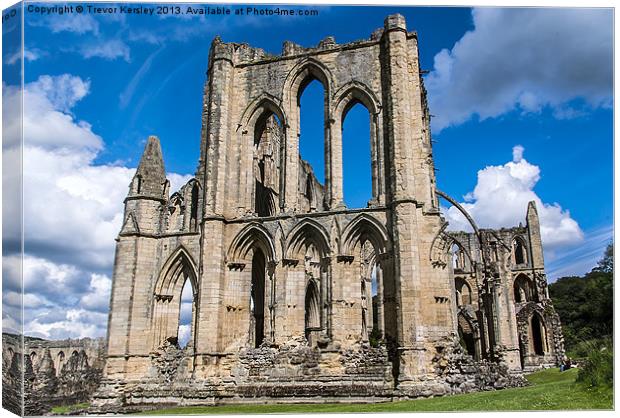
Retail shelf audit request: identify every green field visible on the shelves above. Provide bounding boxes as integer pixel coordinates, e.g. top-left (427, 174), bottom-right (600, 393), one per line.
top-left (135, 368), bottom-right (612, 414)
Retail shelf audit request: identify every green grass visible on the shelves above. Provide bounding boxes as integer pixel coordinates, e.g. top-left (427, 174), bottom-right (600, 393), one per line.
top-left (138, 368), bottom-right (612, 414)
top-left (51, 402), bottom-right (90, 414)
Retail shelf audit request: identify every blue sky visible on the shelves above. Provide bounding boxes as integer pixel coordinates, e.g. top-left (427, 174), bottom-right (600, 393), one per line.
top-left (2, 3), bottom-right (613, 339)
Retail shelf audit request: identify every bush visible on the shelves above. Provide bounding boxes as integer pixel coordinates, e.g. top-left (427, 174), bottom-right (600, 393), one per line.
top-left (576, 338), bottom-right (613, 388)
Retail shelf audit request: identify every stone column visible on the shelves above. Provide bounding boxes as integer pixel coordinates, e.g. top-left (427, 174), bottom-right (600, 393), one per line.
top-left (193, 220), bottom-right (226, 368)
top-left (203, 40), bottom-right (236, 217)
top-left (380, 14), bottom-right (426, 382)
top-left (328, 117), bottom-right (344, 209)
top-left (103, 237), bottom-right (137, 378)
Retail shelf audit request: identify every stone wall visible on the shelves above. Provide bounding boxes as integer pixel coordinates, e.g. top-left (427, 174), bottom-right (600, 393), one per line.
top-left (2, 333), bottom-right (106, 415)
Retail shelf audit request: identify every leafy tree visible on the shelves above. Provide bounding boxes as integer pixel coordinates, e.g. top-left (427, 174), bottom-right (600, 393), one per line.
top-left (549, 242), bottom-right (613, 355)
top-left (593, 242), bottom-right (613, 273)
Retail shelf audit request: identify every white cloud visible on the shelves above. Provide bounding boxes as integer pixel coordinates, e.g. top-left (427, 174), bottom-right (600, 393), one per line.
top-left (0, 75), bottom-right (103, 151)
top-left (79, 274), bottom-right (112, 313)
top-left (443, 146), bottom-right (583, 252)
top-left (5, 48), bottom-right (44, 65)
top-left (2, 75), bottom-right (192, 339)
top-left (427, 8), bottom-right (613, 131)
top-left (178, 325), bottom-right (191, 348)
top-left (28, 74), bottom-right (91, 113)
top-left (45, 14), bottom-right (100, 35)
top-left (81, 39), bottom-right (131, 62)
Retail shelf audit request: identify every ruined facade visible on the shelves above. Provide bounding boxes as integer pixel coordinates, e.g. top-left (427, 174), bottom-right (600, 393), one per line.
top-left (94, 15), bottom-right (564, 408)
top-left (2, 334), bottom-right (106, 415)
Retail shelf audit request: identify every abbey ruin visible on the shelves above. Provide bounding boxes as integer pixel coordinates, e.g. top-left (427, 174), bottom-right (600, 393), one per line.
top-left (93, 14), bottom-right (564, 409)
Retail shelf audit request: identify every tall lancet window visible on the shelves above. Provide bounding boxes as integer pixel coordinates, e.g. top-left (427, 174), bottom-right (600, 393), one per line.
top-left (254, 114), bottom-right (281, 217)
top-left (250, 249), bottom-right (267, 347)
top-left (178, 278), bottom-right (195, 348)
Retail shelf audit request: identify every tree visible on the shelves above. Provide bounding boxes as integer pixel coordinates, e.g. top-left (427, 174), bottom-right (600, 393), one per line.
top-left (593, 242), bottom-right (613, 273)
top-left (549, 242), bottom-right (613, 355)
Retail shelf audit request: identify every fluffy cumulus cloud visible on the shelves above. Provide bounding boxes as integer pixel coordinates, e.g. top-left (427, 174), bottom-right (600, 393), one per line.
top-left (426, 8), bottom-right (613, 131)
top-left (2, 75), bottom-right (191, 339)
top-left (443, 146), bottom-right (583, 252)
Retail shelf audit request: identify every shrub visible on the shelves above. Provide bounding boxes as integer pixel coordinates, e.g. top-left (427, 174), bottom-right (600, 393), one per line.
top-left (576, 338), bottom-right (613, 388)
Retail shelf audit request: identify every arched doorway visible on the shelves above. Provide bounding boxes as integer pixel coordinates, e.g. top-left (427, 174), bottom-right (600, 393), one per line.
top-left (530, 313), bottom-right (547, 355)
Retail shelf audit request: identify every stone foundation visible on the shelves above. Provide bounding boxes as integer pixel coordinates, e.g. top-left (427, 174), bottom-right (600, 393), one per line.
top-left (91, 336), bottom-right (526, 413)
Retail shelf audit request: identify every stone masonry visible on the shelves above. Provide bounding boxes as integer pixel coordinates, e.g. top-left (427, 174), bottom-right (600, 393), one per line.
top-left (2, 333), bottom-right (106, 415)
top-left (92, 15), bottom-right (564, 410)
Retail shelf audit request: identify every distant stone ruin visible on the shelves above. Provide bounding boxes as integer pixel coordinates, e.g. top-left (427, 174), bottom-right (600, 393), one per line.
top-left (2, 333), bottom-right (106, 415)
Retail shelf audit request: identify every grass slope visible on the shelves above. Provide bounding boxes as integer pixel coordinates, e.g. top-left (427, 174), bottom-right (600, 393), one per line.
top-left (137, 368), bottom-right (612, 415)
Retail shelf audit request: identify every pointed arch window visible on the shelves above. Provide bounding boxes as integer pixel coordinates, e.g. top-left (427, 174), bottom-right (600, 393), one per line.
top-left (178, 278), bottom-right (196, 348)
top-left (152, 248), bottom-right (199, 349)
top-left (455, 277), bottom-right (472, 306)
top-left (254, 113), bottom-right (282, 217)
top-left (514, 274), bottom-right (534, 303)
top-left (513, 237), bottom-right (528, 265)
top-left (530, 313), bottom-right (548, 355)
top-left (342, 102), bottom-right (372, 208)
top-left (298, 78), bottom-right (326, 212)
top-left (305, 280), bottom-right (321, 346)
top-left (452, 243), bottom-right (466, 271)
top-left (250, 248), bottom-right (267, 347)
top-left (190, 182), bottom-right (199, 231)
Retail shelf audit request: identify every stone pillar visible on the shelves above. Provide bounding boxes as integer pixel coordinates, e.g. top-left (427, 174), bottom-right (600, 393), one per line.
top-left (194, 220), bottom-right (226, 361)
top-left (328, 116), bottom-right (344, 209)
top-left (273, 261), bottom-right (290, 345)
top-left (104, 237), bottom-right (137, 377)
top-left (203, 40), bottom-right (236, 217)
top-left (380, 14), bottom-right (434, 382)
top-left (526, 201), bottom-right (545, 269)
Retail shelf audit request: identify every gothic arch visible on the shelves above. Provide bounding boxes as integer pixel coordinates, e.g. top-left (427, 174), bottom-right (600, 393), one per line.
top-left (228, 223), bottom-right (277, 263)
top-left (450, 239), bottom-right (472, 271)
top-left (333, 81), bottom-right (381, 119)
top-left (282, 58), bottom-right (333, 102)
top-left (285, 219), bottom-right (331, 259)
top-left (529, 311), bottom-right (548, 355)
top-left (304, 279), bottom-right (321, 346)
top-left (512, 235), bottom-right (528, 265)
top-left (237, 95), bottom-right (287, 216)
top-left (429, 228), bottom-right (474, 270)
top-left (188, 179), bottom-right (201, 231)
top-left (340, 214), bottom-right (389, 255)
top-left (155, 245), bottom-right (199, 297)
top-left (455, 277), bottom-right (473, 306)
top-left (513, 274), bottom-right (534, 303)
top-left (240, 94), bottom-right (288, 130)
top-left (151, 246), bottom-right (199, 349)
top-left (333, 82), bottom-right (384, 207)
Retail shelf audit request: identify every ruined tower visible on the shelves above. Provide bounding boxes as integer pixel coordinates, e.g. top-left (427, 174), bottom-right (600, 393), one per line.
top-left (95, 15), bottom-right (564, 408)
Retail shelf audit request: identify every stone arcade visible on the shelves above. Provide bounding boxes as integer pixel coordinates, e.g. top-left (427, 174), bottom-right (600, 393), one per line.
top-left (93, 15), bottom-right (564, 409)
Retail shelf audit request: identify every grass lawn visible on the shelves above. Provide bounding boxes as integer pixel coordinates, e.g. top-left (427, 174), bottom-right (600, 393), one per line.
top-left (51, 402), bottom-right (90, 414)
top-left (137, 368), bottom-right (612, 414)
